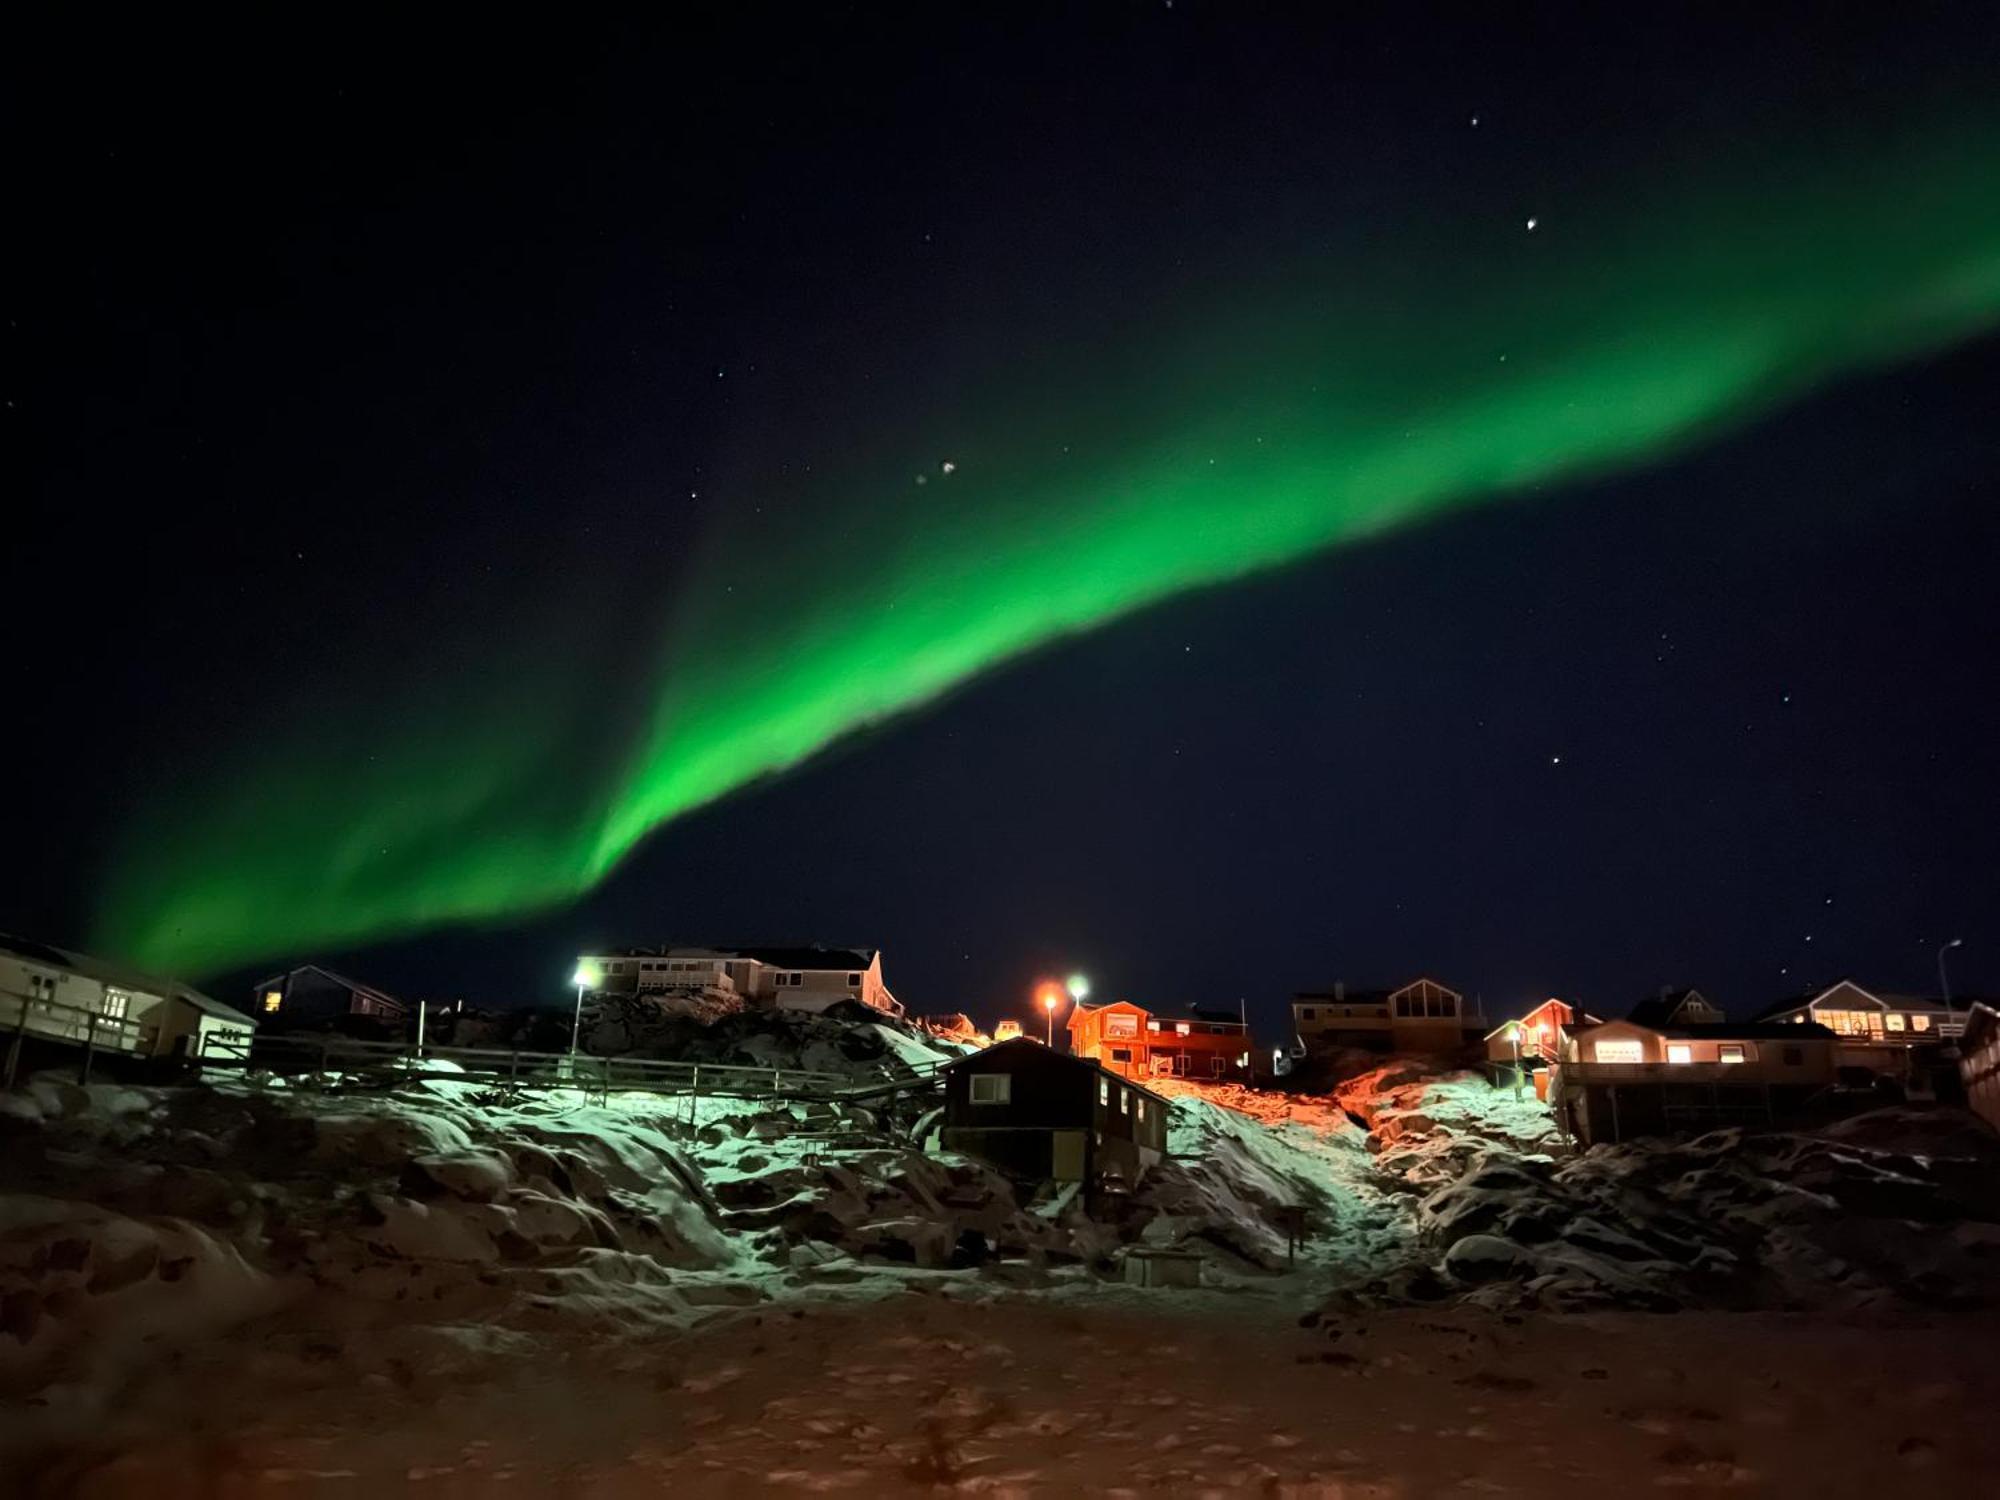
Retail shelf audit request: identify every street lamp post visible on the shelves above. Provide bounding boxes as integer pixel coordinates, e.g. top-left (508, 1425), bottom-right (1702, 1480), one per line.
top-left (569, 964), bottom-right (595, 1057)
top-left (1939, 938), bottom-right (1964, 1026)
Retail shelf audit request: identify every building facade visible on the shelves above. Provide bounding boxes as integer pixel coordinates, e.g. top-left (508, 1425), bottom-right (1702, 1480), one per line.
top-left (1551, 1019), bottom-right (1838, 1145)
top-left (1754, 979), bottom-right (1961, 1087)
top-left (3, 932), bottom-right (254, 1068)
top-left (1293, 977), bottom-right (1484, 1055)
top-left (939, 1038), bottom-right (1169, 1192)
top-left (1065, 999), bottom-right (1250, 1081)
top-left (578, 945), bottom-right (902, 1017)
top-left (1959, 1001), bottom-right (2000, 1134)
top-left (252, 965), bottom-right (409, 1031)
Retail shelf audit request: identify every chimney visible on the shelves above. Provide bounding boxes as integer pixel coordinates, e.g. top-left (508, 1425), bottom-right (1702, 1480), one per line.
top-left (1335, 981), bottom-right (1346, 1001)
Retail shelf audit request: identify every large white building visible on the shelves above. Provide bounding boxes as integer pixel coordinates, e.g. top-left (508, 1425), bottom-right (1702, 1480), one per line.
top-left (575, 944), bottom-right (903, 1017)
top-left (1, 932), bottom-right (255, 1069)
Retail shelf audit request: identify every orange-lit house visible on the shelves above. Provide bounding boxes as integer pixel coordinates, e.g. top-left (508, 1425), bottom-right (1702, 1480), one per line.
top-left (1483, 998), bottom-right (1597, 1085)
top-left (1066, 999), bottom-right (1250, 1082)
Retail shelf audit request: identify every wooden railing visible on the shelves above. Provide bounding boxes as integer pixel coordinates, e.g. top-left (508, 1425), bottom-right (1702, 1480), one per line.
top-left (193, 1029), bottom-right (948, 1104)
top-left (2, 988), bottom-right (151, 1087)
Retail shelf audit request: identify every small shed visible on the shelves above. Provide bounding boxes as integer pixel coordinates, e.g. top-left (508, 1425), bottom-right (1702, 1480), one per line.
top-left (939, 1038), bottom-right (1170, 1191)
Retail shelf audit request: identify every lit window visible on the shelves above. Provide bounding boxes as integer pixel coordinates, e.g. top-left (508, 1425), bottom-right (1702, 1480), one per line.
top-left (970, 1074), bottom-right (1011, 1104)
top-left (1118, 1089), bottom-right (1128, 1113)
top-left (1136, 1097), bottom-right (1146, 1121)
top-left (1099, 1078), bottom-right (1108, 1105)
top-left (1886, 1014), bottom-right (1906, 1032)
top-left (1175, 1022), bottom-right (1191, 1035)
top-left (1667, 1044), bottom-right (1693, 1064)
top-left (1593, 1039), bottom-right (1644, 1064)
top-left (1146, 1020), bottom-right (1162, 1031)
top-left (1718, 1045), bottom-right (1746, 1064)
top-left (1105, 1014), bottom-right (1138, 1038)
top-left (1911, 1015), bottom-right (1931, 1032)
top-left (263, 990), bottom-right (282, 1013)
top-left (101, 988), bottom-right (131, 1021)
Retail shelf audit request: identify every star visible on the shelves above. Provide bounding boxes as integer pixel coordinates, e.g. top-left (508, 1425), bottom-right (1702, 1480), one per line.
top-left (1525, 217), bottom-right (1539, 232)
top-left (940, 460), bottom-right (956, 475)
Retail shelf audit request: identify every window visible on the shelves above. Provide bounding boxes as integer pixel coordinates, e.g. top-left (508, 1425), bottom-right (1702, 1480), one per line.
top-left (1396, 996), bottom-right (1413, 1018)
top-left (1110, 1047), bottom-right (1131, 1063)
top-left (1886, 1013), bottom-right (1906, 1032)
top-left (1210, 1056), bottom-right (1226, 1077)
top-left (1300, 1008), bottom-right (1316, 1022)
top-left (1146, 1019), bottom-right (1162, 1031)
top-left (1098, 1078), bottom-right (1109, 1105)
top-left (101, 988), bottom-right (131, 1021)
top-left (1118, 1088), bottom-right (1128, 1113)
top-left (1593, 1039), bottom-right (1644, 1064)
top-left (1781, 1046), bottom-right (1805, 1066)
top-left (1175, 1022), bottom-right (1191, 1035)
top-left (1912, 1014), bottom-right (1931, 1032)
top-left (1718, 1045), bottom-right (1746, 1065)
top-left (1666, 1044), bottom-right (1693, 1065)
top-left (263, 990), bottom-right (283, 1014)
top-left (970, 1074), bottom-right (1011, 1105)
top-left (1105, 1013), bottom-right (1138, 1038)
top-left (1136, 1097), bottom-right (1146, 1121)
top-left (847, 973), bottom-right (861, 987)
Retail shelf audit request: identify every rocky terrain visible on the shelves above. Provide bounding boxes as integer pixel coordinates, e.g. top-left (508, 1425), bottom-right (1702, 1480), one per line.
top-left (3, 1046), bottom-right (1998, 1492)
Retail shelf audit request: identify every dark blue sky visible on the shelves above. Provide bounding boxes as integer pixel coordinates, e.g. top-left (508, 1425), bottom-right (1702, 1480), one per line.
top-left (12, 6), bottom-right (1998, 1031)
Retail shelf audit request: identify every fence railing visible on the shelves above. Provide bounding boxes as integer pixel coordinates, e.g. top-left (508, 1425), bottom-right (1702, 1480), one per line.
top-left (193, 1029), bottom-right (943, 1103)
top-left (2, 988), bottom-right (151, 1087)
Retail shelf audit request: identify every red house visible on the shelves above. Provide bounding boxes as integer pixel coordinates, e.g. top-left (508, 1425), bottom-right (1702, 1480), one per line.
top-left (1067, 999), bottom-right (1249, 1082)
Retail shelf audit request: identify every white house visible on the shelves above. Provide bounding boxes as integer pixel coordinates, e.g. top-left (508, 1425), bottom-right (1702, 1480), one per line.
top-left (1291, 976), bottom-right (1484, 1055)
top-left (577, 944), bottom-right (903, 1017)
top-left (1754, 978), bottom-right (1961, 1086)
top-left (1, 932), bottom-right (255, 1069)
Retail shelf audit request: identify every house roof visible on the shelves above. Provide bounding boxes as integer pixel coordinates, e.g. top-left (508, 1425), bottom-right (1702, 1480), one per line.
top-left (257, 963), bottom-right (406, 1013)
top-left (1626, 990), bottom-right (1714, 1028)
top-left (0, 932), bottom-right (78, 969)
top-left (1293, 989), bottom-right (1390, 1006)
top-left (1752, 978), bottom-right (1901, 1022)
top-left (943, 1037), bottom-right (1176, 1106)
top-left (28, 941), bottom-right (254, 1022)
top-left (1187, 1005), bottom-right (1244, 1025)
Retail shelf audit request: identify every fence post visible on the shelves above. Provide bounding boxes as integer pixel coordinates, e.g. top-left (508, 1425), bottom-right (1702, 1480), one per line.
top-left (80, 1012), bottom-right (98, 1086)
top-left (5, 999), bottom-right (29, 1090)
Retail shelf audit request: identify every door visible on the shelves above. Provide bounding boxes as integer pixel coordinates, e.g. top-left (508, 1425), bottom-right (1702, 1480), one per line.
top-left (1051, 1130), bottom-right (1087, 1181)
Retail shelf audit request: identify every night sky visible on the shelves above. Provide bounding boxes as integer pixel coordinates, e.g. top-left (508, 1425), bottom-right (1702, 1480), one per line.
top-left (13, 6), bottom-right (2000, 1030)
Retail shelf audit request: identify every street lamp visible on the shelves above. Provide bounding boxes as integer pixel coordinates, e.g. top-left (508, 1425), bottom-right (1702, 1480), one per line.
top-left (1939, 938), bottom-right (1964, 1023)
top-left (570, 962), bottom-right (596, 1057)
top-left (1066, 973), bottom-right (1091, 1004)
top-left (1038, 982), bottom-right (1064, 1046)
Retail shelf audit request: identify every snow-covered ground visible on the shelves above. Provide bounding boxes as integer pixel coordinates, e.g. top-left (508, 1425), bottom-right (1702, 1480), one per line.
top-left (4, 1059), bottom-right (1998, 1494)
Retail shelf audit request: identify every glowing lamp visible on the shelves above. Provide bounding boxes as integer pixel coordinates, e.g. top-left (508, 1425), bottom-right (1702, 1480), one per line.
top-left (1066, 973), bottom-right (1091, 1001)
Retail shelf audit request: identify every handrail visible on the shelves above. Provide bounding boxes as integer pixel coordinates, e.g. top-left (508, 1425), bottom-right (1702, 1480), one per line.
top-left (0, 988), bottom-right (149, 1048)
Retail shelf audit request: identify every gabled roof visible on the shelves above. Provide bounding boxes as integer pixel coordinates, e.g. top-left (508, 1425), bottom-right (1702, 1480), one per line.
top-left (1390, 976), bottom-right (1463, 999)
top-left (257, 963), bottom-right (406, 1013)
top-left (1293, 989), bottom-right (1390, 1006)
top-left (1753, 978), bottom-right (1884, 1022)
top-left (942, 1037), bottom-right (1174, 1106)
top-left (1627, 989), bottom-right (1717, 1028)
top-left (0, 932), bottom-right (77, 969)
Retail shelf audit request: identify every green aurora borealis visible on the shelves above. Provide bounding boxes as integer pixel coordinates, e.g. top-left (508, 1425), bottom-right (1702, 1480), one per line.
top-left (101, 115), bottom-right (2000, 977)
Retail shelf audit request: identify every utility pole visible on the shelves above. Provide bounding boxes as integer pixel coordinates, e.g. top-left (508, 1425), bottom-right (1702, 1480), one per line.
top-left (1939, 938), bottom-right (1964, 1029)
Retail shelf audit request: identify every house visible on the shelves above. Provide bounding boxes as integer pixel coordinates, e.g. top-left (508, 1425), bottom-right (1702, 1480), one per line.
top-left (2, 932), bottom-right (255, 1076)
top-left (1753, 979), bottom-right (1960, 1087)
top-left (1483, 998), bottom-right (1598, 1085)
top-left (1292, 977), bottom-right (1485, 1055)
top-left (938, 1038), bottom-right (1169, 1193)
top-left (252, 965), bottom-right (409, 1031)
top-left (1550, 1018), bottom-right (1838, 1145)
top-left (1625, 988), bottom-right (1724, 1029)
top-left (1959, 1001), bottom-right (2000, 1135)
top-left (991, 1019), bottom-right (1024, 1043)
top-left (577, 944), bottom-right (903, 1017)
top-left (1065, 998), bottom-right (1250, 1082)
